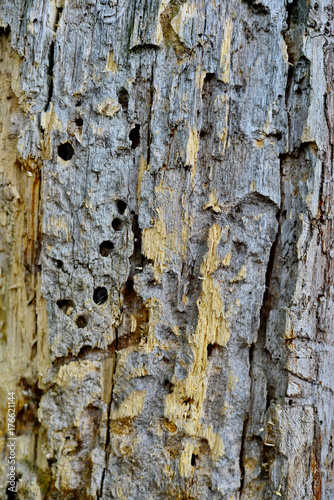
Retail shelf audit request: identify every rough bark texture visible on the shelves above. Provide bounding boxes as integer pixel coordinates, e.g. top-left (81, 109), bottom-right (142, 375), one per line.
top-left (0, 0), bottom-right (333, 498)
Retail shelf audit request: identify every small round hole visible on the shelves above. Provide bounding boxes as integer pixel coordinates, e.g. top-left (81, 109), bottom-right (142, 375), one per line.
top-left (75, 100), bottom-right (82, 107)
top-left (93, 287), bottom-right (108, 305)
top-left (99, 241), bottom-right (114, 257)
top-left (56, 259), bottom-right (63, 268)
top-left (116, 200), bottom-right (127, 214)
top-left (112, 218), bottom-right (123, 231)
top-left (75, 117), bottom-right (83, 127)
top-left (58, 142), bottom-right (75, 161)
top-left (76, 315), bottom-right (88, 328)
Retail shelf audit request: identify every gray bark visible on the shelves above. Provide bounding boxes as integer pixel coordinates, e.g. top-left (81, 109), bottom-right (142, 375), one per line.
top-left (0, 0), bottom-right (333, 498)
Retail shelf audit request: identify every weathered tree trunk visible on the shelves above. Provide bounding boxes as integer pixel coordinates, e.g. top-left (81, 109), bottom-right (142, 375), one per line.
top-left (0, 0), bottom-right (333, 498)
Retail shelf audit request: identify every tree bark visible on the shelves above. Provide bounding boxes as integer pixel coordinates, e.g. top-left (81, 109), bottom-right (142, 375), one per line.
top-left (0, 0), bottom-right (333, 498)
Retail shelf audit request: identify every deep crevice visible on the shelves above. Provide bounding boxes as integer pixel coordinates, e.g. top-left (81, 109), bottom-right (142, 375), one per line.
top-left (98, 207), bottom-right (150, 496)
top-left (239, 341), bottom-right (255, 494)
top-left (98, 329), bottom-right (118, 499)
top-left (259, 209), bottom-right (281, 327)
top-left (45, 40), bottom-right (55, 111)
top-left (129, 213), bottom-right (151, 276)
top-left (129, 124), bottom-right (140, 149)
top-left (240, 203), bottom-right (283, 492)
top-left (147, 63), bottom-right (154, 165)
top-left (44, 7), bottom-right (62, 110)
top-left (239, 414), bottom-right (249, 494)
top-left (240, 1), bottom-right (313, 492)
top-left (200, 72), bottom-right (216, 139)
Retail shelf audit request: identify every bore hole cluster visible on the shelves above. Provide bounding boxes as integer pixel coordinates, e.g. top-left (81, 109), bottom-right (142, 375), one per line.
top-left (112, 200), bottom-right (127, 230)
top-left (56, 297), bottom-right (88, 328)
top-left (99, 200), bottom-right (127, 257)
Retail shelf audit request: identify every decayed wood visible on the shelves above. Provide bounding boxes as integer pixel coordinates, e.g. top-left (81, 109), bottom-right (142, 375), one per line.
top-left (0, 0), bottom-right (333, 498)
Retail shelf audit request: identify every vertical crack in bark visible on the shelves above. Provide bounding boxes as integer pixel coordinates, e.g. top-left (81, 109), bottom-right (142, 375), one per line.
top-left (240, 10), bottom-right (295, 482)
top-left (259, 208), bottom-right (281, 329)
top-left (147, 61), bottom-right (155, 166)
top-left (98, 202), bottom-right (148, 496)
top-left (31, 169), bottom-right (44, 463)
top-left (98, 328), bottom-right (118, 499)
top-left (322, 91), bottom-right (332, 225)
top-left (239, 401), bottom-right (250, 494)
top-left (283, 0), bottom-right (311, 150)
top-left (33, 167), bottom-right (42, 379)
top-left (240, 7), bottom-right (304, 484)
top-left (284, 0), bottom-right (295, 147)
top-left (239, 343), bottom-right (255, 494)
top-left (240, 204), bottom-right (282, 494)
top-left (130, 213), bottom-right (145, 274)
top-left (45, 7), bottom-right (62, 110)
top-left (241, 0), bottom-right (316, 494)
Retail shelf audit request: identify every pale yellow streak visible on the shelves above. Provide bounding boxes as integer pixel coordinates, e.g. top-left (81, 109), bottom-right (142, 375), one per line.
top-left (165, 224), bottom-right (229, 474)
top-left (220, 19), bottom-right (233, 83)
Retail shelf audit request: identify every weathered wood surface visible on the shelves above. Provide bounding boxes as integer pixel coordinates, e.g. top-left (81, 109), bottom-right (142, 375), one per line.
top-left (0, 0), bottom-right (333, 498)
